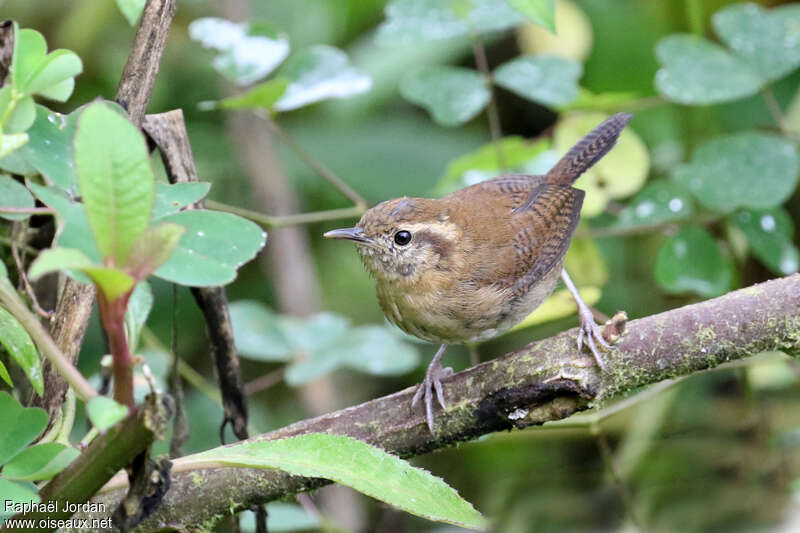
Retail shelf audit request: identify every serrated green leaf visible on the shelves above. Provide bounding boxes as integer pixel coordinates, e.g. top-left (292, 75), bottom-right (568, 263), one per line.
top-left (377, 0), bottom-right (525, 44)
top-left (116, 0), bottom-right (146, 25)
top-left (207, 78), bottom-right (289, 111)
top-left (0, 306), bottom-right (43, 396)
top-left (729, 208), bottom-right (799, 276)
top-left (275, 46), bottom-right (371, 111)
top-left (229, 300), bottom-right (293, 362)
top-left (615, 180), bottom-right (693, 227)
top-left (0, 360), bottom-right (12, 388)
top-left (124, 281), bottom-right (153, 352)
top-left (654, 226), bottom-right (733, 297)
top-left (189, 18), bottom-right (290, 85)
top-left (153, 210), bottom-right (266, 286)
top-left (152, 182), bottom-right (211, 219)
top-left (0, 391), bottom-right (48, 465)
top-left (712, 3), bottom-right (800, 82)
top-left (506, 0), bottom-right (555, 32)
top-left (672, 132), bottom-right (798, 213)
top-left (0, 175), bottom-right (35, 221)
top-left (0, 133), bottom-right (29, 159)
top-left (87, 396), bottom-right (129, 431)
top-left (2, 442), bottom-right (79, 481)
top-left (654, 34), bottom-right (763, 105)
top-left (75, 101), bottom-right (155, 266)
top-left (401, 66), bottom-right (490, 127)
top-left (127, 222), bottom-right (186, 280)
top-left (28, 183), bottom-right (100, 262)
top-left (493, 54), bottom-right (581, 107)
top-left (191, 434), bottom-right (489, 530)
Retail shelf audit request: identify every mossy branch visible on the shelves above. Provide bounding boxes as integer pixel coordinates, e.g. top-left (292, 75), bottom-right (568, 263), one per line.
top-left (77, 274), bottom-right (800, 531)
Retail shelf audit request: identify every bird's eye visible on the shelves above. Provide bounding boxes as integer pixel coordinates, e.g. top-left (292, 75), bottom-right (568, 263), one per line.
top-left (394, 230), bottom-right (412, 246)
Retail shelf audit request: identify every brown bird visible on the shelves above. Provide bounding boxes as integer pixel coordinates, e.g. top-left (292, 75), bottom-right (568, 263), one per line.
top-left (325, 113), bottom-right (633, 432)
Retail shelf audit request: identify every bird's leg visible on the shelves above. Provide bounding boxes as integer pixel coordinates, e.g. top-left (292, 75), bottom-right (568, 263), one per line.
top-left (412, 344), bottom-right (451, 432)
top-left (561, 268), bottom-right (611, 372)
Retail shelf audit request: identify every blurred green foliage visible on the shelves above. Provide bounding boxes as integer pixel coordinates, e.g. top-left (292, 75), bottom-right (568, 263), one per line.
top-left (1, 0), bottom-right (800, 531)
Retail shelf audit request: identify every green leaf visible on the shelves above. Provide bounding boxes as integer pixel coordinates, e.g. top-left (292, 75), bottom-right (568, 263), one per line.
top-left (0, 479), bottom-right (39, 520)
top-left (0, 391), bottom-right (48, 465)
top-left (333, 326), bottom-right (419, 376)
top-left (400, 66), bottom-right (490, 127)
top-left (153, 210), bottom-right (267, 286)
top-left (205, 78), bottom-right (289, 112)
top-left (127, 222), bottom-right (187, 280)
top-left (229, 300), bottom-right (293, 362)
top-left (2, 442), bottom-right (79, 481)
top-left (0, 133), bottom-right (29, 159)
top-left (554, 112), bottom-right (650, 217)
top-left (0, 360), bottom-right (12, 388)
top-left (0, 306), bottom-right (43, 396)
top-left (654, 34), bottom-right (763, 105)
top-left (377, 0), bottom-right (525, 43)
top-left (274, 46), bottom-right (372, 111)
top-left (4, 94), bottom-right (35, 133)
top-left (152, 182), bottom-right (211, 219)
top-left (0, 175), bottom-right (35, 221)
top-left (28, 183), bottom-right (100, 262)
top-left (729, 208), bottom-right (799, 276)
top-left (712, 3), bottom-right (800, 82)
top-left (672, 131), bottom-right (799, 213)
top-left (87, 396), bottom-right (129, 431)
top-left (189, 18), bottom-right (290, 85)
top-left (12, 28), bottom-right (81, 101)
top-left (75, 101), bottom-right (155, 266)
top-left (192, 434), bottom-right (489, 530)
top-left (28, 247), bottom-right (135, 301)
top-left (438, 136), bottom-right (551, 193)
top-left (115, 0), bottom-right (146, 25)
top-left (615, 180), bottom-right (694, 227)
top-left (654, 226), bottom-right (733, 297)
top-left (506, 0), bottom-right (555, 32)
top-left (11, 105), bottom-right (80, 191)
top-left (124, 281), bottom-right (153, 352)
top-left (493, 55), bottom-right (581, 107)
top-left (282, 313), bottom-right (351, 353)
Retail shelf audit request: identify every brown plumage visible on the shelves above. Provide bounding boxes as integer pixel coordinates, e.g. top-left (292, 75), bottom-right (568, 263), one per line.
top-left (325, 112), bottom-right (633, 431)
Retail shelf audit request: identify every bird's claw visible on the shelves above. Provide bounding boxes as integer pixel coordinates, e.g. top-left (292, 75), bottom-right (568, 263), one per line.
top-left (576, 305), bottom-right (611, 372)
top-left (412, 361), bottom-right (452, 433)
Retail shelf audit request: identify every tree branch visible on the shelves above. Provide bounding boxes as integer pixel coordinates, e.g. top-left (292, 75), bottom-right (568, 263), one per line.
top-left (73, 274), bottom-right (800, 531)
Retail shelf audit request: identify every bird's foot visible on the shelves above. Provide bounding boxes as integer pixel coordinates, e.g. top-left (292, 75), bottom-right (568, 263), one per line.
top-left (576, 304), bottom-right (612, 372)
top-left (411, 345), bottom-right (452, 433)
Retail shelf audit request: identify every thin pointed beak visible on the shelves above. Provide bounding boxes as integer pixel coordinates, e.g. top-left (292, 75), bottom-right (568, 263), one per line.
top-left (323, 227), bottom-right (370, 243)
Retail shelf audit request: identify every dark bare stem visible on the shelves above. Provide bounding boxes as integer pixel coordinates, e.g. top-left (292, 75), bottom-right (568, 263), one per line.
top-left (471, 34), bottom-right (505, 168)
top-left (204, 200), bottom-right (365, 229)
top-left (11, 222), bottom-right (51, 318)
top-left (97, 293), bottom-right (136, 409)
top-left (254, 111), bottom-right (368, 209)
top-left (81, 274), bottom-right (800, 531)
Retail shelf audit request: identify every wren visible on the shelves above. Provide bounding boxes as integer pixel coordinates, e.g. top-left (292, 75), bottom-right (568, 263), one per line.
top-left (325, 113), bottom-right (633, 432)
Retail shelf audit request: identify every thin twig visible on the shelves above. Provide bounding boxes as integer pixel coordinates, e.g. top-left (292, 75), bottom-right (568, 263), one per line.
top-left (244, 367), bottom-right (286, 395)
top-left (11, 222), bottom-right (52, 318)
top-left (763, 87), bottom-right (792, 138)
top-left (253, 110), bottom-right (368, 209)
top-left (205, 200), bottom-right (365, 229)
top-left (575, 213), bottom-right (720, 240)
top-left (0, 279), bottom-right (97, 402)
top-left (471, 33), bottom-right (505, 169)
top-left (0, 206), bottom-right (55, 215)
